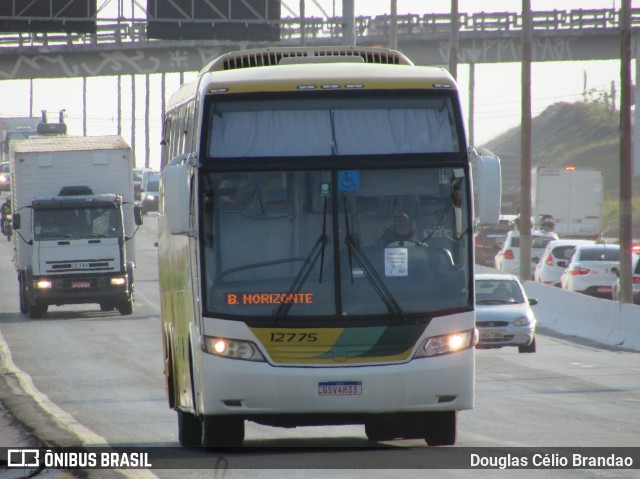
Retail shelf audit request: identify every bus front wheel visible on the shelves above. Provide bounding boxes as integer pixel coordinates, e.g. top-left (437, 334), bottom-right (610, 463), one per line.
top-left (177, 410), bottom-right (201, 447)
top-left (202, 416), bottom-right (245, 448)
top-left (423, 411), bottom-right (456, 446)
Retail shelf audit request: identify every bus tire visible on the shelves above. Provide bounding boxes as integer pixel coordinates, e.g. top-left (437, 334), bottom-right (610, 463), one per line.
top-left (202, 416), bottom-right (245, 448)
top-left (364, 418), bottom-right (396, 442)
top-left (177, 410), bottom-right (202, 447)
top-left (423, 411), bottom-right (456, 446)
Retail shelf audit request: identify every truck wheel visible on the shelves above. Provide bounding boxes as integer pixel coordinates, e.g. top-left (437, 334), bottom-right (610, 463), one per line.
top-left (28, 304), bottom-right (48, 319)
top-left (202, 416), bottom-right (245, 448)
top-left (177, 410), bottom-right (202, 447)
top-left (423, 411), bottom-right (456, 446)
top-left (117, 296), bottom-right (133, 315)
top-left (18, 274), bottom-right (27, 314)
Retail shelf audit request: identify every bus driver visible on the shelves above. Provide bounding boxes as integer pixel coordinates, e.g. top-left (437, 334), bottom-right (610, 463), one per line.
top-left (377, 213), bottom-right (422, 247)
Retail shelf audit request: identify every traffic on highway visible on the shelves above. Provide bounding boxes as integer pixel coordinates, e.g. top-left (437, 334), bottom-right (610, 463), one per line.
top-left (1, 187), bottom-right (639, 477)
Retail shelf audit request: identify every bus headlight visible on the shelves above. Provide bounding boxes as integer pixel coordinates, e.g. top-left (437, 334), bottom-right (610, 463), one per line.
top-left (413, 329), bottom-right (475, 359)
top-left (203, 336), bottom-right (266, 362)
top-left (110, 276), bottom-right (127, 286)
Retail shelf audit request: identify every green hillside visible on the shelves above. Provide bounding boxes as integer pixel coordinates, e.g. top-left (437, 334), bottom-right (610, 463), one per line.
top-left (483, 101), bottom-right (640, 237)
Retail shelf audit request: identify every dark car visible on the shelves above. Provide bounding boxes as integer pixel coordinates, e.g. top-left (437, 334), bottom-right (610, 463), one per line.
top-left (140, 178), bottom-right (159, 214)
top-left (474, 223), bottom-right (512, 266)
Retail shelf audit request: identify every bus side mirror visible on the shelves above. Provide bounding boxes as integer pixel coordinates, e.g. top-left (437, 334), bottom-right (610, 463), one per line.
top-left (162, 159), bottom-right (191, 235)
top-left (133, 204), bottom-right (143, 226)
top-left (471, 149), bottom-right (502, 226)
top-left (12, 213), bottom-right (20, 230)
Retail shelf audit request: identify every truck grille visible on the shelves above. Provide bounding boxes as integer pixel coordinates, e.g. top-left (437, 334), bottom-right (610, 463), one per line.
top-left (45, 258), bottom-right (116, 274)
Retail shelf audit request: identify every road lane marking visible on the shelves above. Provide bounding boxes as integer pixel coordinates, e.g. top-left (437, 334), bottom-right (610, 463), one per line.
top-left (0, 329), bottom-right (159, 479)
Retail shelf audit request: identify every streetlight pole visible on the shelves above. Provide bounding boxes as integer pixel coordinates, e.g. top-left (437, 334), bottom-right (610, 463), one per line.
top-left (390, 0), bottom-right (398, 50)
top-left (619, 0), bottom-right (633, 303)
top-left (449, 0), bottom-right (459, 80)
top-left (520, 0), bottom-right (533, 283)
top-left (343, 0), bottom-right (355, 46)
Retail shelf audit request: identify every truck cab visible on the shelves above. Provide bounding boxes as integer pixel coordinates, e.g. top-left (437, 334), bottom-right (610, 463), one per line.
top-left (13, 187), bottom-right (142, 318)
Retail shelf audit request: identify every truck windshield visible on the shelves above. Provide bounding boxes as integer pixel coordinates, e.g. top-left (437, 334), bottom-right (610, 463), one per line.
top-left (201, 167), bottom-right (471, 321)
top-left (34, 206), bottom-right (123, 240)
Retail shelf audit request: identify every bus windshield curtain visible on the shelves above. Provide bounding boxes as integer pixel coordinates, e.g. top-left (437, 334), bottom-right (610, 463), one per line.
top-left (210, 108), bottom-right (456, 158)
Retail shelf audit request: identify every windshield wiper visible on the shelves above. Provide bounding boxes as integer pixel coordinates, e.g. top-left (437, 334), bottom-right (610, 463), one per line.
top-left (343, 198), bottom-right (405, 321)
top-left (273, 196), bottom-right (330, 323)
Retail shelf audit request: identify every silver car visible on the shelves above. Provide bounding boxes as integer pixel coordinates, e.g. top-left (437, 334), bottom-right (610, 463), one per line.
top-left (475, 273), bottom-right (538, 353)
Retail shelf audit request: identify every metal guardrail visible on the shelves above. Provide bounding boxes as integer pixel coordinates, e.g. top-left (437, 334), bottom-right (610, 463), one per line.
top-left (0, 9), bottom-right (637, 49)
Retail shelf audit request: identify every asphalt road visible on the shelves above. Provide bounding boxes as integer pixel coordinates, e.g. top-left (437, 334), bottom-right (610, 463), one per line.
top-left (1, 203), bottom-right (639, 479)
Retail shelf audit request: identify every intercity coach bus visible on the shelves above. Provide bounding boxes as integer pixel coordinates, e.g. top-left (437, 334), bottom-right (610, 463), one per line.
top-left (158, 47), bottom-right (501, 447)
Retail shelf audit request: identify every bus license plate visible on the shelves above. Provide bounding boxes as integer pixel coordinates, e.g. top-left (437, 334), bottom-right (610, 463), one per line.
top-left (72, 281), bottom-right (91, 289)
top-left (318, 381), bottom-right (362, 396)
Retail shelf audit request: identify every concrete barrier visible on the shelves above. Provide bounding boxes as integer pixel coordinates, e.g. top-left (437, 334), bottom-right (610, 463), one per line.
top-left (523, 281), bottom-right (640, 351)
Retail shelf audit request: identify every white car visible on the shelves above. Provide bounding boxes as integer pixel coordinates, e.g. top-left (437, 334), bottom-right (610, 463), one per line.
top-left (475, 273), bottom-right (538, 353)
top-left (560, 244), bottom-right (620, 298)
top-left (133, 167), bottom-right (152, 201)
top-left (534, 239), bottom-right (595, 287)
top-left (611, 253), bottom-right (640, 304)
top-left (494, 230), bottom-right (558, 278)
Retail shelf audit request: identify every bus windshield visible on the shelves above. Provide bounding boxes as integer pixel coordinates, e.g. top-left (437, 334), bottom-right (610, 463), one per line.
top-left (201, 167), bottom-right (471, 320)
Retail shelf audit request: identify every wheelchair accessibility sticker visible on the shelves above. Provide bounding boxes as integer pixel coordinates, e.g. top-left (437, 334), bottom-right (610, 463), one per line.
top-left (338, 170), bottom-right (360, 192)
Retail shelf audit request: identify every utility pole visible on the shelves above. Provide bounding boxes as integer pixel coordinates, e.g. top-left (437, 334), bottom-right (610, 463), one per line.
top-left (390, 0), bottom-right (398, 50)
top-left (468, 63), bottom-right (475, 147)
top-left (520, 0), bottom-right (533, 283)
top-left (343, 0), bottom-right (355, 46)
top-left (83, 77), bottom-right (87, 136)
top-left (619, 0), bottom-right (633, 303)
top-left (449, 0), bottom-right (459, 80)
top-left (300, 0), bottom-right (306, 46)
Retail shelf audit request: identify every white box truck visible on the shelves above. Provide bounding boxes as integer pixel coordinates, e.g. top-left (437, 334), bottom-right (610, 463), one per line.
top-left (532, 166), bottom-right (603, 239)
top-left (10, 135), bottom-right (142, 318)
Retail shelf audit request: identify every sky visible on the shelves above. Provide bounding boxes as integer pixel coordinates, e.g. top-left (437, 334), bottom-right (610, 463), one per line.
top-left (0, 0), bottom-right (630, 170)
